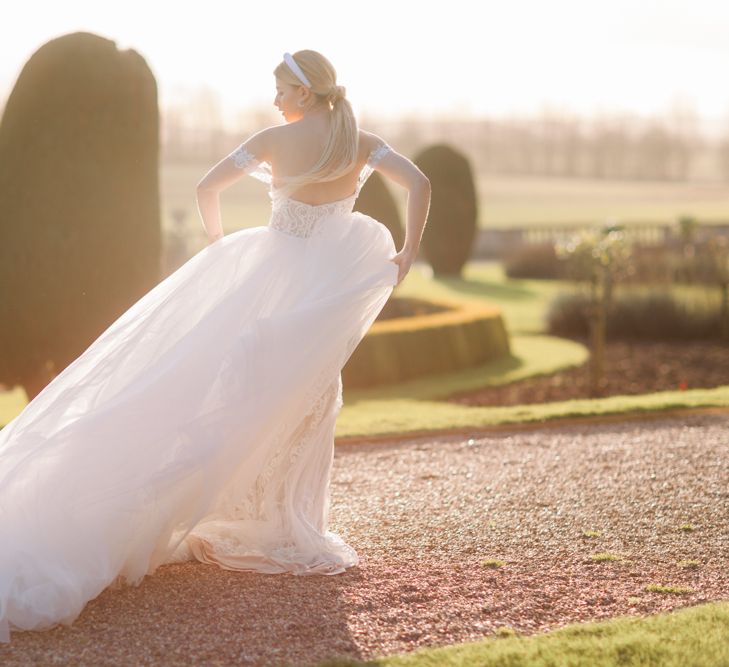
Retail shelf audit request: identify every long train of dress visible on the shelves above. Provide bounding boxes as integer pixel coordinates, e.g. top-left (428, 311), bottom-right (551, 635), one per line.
top-left (0, 142), bottom-right (398, 641)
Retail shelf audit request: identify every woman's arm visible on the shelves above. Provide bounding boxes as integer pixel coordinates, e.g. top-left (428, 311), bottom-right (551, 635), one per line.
top-left (363, 131), bottom-right (430, 253)
top-left (195, 189), bottom-right (225, 244)
top-left (196, 128), bottom-right (273, 244)
top-left (363, 132), bottom-right (431, 284)
top-left (401, 178), bottom-right (431, 255)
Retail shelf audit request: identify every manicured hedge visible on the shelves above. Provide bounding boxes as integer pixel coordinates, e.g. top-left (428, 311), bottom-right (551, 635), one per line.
top-left (343, 297), bottom-right (510, 388)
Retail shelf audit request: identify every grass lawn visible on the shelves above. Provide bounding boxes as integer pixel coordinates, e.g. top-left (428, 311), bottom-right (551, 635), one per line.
top-left (395, 260), bottom-right (569, 335)
top-left (0, 386), bottom-right (27, 428)
top-left (337, 384), bottom-right (729, 439)
top-left (316, 600), bottom-right (729, 667)
top-left (476, 174), bottom-right (729, 228)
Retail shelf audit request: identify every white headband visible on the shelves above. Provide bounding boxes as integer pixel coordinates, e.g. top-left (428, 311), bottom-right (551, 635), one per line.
top-left (283, 52), bottom-right (312, 88)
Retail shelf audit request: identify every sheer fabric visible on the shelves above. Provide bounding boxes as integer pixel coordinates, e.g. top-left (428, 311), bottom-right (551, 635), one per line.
top-left (0, 140), bottom-right (397, 642)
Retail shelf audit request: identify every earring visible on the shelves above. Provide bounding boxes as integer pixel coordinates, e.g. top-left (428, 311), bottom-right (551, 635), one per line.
top-left (297, 100), bottom-right (305, 107)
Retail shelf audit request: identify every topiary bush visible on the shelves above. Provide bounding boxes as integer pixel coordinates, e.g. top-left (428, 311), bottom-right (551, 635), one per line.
top-left (354, 169), bottom-right (404, 250)
top-left (0, 31), bottom-right (161, 400)
top-left (413, 144), bottom-right (478, 277)
top-left (343, 296), bottom-right (510, 388)
top-left (376, 296), bottom-right (450, 320)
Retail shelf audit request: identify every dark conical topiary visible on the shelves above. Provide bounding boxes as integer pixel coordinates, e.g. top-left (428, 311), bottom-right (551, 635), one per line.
top-left (413, 144), bottom-right (478, 277)
top-left (0, 31), bottom-right (161, 401)
top-left (354, 170), bottom-right (404, 250)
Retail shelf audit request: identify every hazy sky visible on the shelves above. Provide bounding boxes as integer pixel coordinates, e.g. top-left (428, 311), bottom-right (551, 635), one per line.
top-left (3, 0), bottom-right (728, 126)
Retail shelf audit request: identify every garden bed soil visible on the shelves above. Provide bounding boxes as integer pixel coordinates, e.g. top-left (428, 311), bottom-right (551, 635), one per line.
top-left (446, 339), bottom-right (729, 406)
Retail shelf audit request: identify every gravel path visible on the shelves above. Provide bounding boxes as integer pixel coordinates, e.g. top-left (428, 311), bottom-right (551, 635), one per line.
top-left (2, 412), bottom-right (728, 666)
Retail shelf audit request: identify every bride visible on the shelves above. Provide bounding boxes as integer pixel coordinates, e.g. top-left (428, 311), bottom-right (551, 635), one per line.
top-left (0, 49), bottom-right (431, 643)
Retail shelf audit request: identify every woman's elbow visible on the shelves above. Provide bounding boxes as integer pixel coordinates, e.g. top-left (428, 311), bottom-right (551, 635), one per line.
top-left (407, 177), bottom-right (430, 199)
top-left (414, 168), bottom-right (431, 189)
top-left (415, 175), bottom-right (431, 192)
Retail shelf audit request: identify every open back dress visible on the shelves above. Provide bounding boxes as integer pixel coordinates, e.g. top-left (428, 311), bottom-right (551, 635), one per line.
top-left (0, 139), bottom-right (397, 642)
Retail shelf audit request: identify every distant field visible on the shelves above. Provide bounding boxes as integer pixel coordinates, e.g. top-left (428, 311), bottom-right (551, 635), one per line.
top-left (161, 162), bottom-right (729, 245)
top-left (477, 174), bottom-right (729, 228)
top-left (161, 162), bottom-right (272, 249)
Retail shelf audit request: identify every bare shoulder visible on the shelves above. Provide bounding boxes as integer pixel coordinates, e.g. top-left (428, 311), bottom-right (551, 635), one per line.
top-left (261, 125), bottom-right (384, 162)
top-left (358, 129), bottom-right (388, 156)
top-left (239, 125), bottom-right (282, 163)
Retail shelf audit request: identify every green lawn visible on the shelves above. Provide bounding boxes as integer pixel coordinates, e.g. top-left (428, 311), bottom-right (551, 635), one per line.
top-left (316, 601), bottom-right (729, 667)
top-left (337, 385), bottom-right (729, 439)
top-left (395, 260), bottom-right (569, 334)
top-left (477, 174), bottom-right (729, 228)
top-left (347, 335), bottom-right (587, 403)
top-left (160, 161), bottom-right (272, 250)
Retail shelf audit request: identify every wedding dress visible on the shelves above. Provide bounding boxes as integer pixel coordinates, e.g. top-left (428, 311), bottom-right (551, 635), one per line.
top-left (0, 139), bottom-right (398, 642)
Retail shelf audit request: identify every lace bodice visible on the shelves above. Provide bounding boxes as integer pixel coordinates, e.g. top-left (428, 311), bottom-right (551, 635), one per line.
top-left (230, 141), bottom-right (392, 238)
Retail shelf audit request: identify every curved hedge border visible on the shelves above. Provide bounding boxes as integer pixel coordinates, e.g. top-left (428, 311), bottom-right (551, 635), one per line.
top-left (343, 297), bottom-right (510, 388)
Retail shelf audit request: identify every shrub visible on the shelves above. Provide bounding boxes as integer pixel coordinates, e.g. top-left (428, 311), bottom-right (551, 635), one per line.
top-left (628, 245), bottom-right (681, 283)
top-left (376, 296), bottom-right (450, 321)
top-left (0, 31), bottom-right (161, 400)
top-left (414, 144), bottom-right (478, 278)
top-left (343, 297), bottom-right (510, 388)
top-left (354, 170), bottom-right (404, 251)
top-left (547, 289), bottom-right (722, 340)
top-left (504, 242), bottom-right (565, 279)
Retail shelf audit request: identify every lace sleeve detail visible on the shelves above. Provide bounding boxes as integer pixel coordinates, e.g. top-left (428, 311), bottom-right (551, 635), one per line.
top-left (357, 141), bottom-right (393, 192)
top-left (229, 144), bottom-right (273, 184)
top-left (367, 142), bottom-right (392, 167)
top-left (231, 145), bottom-right (255, 169)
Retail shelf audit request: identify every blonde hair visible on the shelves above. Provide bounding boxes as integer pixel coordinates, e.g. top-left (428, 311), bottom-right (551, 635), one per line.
top-left (272, 50), bottom-right (359, 199)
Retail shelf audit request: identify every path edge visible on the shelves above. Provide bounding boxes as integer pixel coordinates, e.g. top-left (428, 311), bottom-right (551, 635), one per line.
top-left (335, 405), bottom-right (729, 446)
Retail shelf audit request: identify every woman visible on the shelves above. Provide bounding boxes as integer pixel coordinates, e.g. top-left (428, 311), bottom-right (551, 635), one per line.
top-left (0, 49), bottom-right (430, 642)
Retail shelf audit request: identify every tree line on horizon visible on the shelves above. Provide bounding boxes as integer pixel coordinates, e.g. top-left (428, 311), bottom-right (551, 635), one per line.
top-left (156, 96), bottom-right (729, 182)
top-left (3, 81), bottom-right (729, 182)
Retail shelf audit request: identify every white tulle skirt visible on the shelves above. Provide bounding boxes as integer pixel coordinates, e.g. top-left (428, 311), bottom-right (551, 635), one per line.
top-left (0, 210), bottom-right (398, 642)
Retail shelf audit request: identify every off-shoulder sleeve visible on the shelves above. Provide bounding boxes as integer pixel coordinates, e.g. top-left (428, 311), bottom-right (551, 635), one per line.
top-left (357, 141), bottom-right (393, 191)
top-left (367, 141), bottom-right (392, 168)
top-left (229, 144), bottom-right (273, 184)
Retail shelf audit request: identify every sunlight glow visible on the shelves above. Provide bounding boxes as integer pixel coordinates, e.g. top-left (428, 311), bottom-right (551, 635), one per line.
top-left (2, 0), bottom-right (728, 125)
